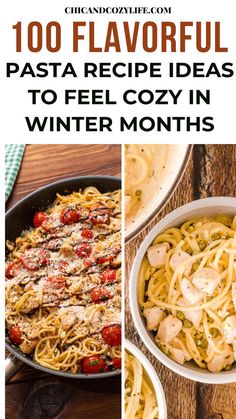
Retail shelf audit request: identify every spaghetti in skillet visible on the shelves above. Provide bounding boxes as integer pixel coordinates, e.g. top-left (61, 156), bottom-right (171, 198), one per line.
top-left (139, 215), bottom-right (236, 372)
top-left (6, 187), bottom-right (121, 374)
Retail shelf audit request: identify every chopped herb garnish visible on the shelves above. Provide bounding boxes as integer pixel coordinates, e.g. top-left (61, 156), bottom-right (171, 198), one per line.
top-left (90, 360), bottom-right (100, 366)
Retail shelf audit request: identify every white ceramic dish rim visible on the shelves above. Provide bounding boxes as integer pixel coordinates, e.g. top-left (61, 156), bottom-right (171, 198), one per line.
top-left (125, 339), bottom-right (167, 419)
top-left (125, 144), bottom-right (193, 242)
top-left (130, 197), bottom-right (236, 384)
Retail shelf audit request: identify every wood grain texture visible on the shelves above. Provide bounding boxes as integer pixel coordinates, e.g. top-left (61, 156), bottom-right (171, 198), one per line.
top-left (125, 145), bottom-right (236, 419)
top-left (7, 144), bottom-right (121, 208)
top-left (6, 375), bottom-right (121, 419)
top-left (6, 144), bottom-right (121, 419)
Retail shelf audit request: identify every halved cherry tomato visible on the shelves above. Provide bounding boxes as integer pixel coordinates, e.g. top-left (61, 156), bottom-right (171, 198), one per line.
top-left (81, 229), bottom-right (93, 239)
top-left (75, 243), bottom-right (92, 258)
top-left (46, 276), bottom-right (65, 289)
top-left (60, 208), bottom-right (81, 225)
top-left (90, 287), bottom-right (111, 303)
top-left (111, 358), bottom-right (121, 369)
top-left (100, 269), bottom-right (116, 283)
top-left (9, 325), bottom-right (22, 345)
top-left (84, 259), bottom-right (92, 268)
top-left (102, 325), bottom-right (121, 346)
top-left (20, 249), bottom-right (50, 271)
top-left (81, 355), bottom-right (106, 374)
top-left (89, 205), bottom-right (110, 225)
top-left (33, 212), bottom-right (48, 228)
top-left (5, 262), bottom-right (20, 279)
top-left (97, 255), bottom-right (115, 265)
top-left (56, 260), bottom-right (69, 273)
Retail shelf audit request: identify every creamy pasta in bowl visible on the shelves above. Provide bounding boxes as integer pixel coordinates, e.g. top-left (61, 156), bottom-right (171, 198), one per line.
top-left (125, 144), bottom-right (192, 241)
top-left (125, 340), bottom-right (167, 419)
top-left (130, 197), bottom-right (236, 383)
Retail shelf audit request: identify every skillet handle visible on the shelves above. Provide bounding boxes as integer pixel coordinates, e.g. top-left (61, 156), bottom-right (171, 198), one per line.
top-left (5, 354), bottom-right (23, 383)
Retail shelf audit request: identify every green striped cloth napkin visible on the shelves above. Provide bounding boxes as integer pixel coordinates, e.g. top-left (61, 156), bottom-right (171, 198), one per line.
top-left (5, 144), bottom-right (25, 201)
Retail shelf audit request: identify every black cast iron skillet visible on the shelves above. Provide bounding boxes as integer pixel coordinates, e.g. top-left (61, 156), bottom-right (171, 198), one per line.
top-left (5, 176), bottom-right (121, 382)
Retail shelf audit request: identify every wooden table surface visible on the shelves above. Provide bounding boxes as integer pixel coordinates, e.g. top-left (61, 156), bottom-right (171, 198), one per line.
top-left (6, 144), bottom-right (121, 419)
top-left (125, 145), bottom-right (236, 419)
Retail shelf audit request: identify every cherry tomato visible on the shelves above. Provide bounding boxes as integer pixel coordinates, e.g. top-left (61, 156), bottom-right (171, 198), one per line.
top-left (81, 229), bottom-right (93, 239)
top-left (56, 260), bottom-right (69, 273)
top-left (97, 255), bottom-right (115, 265)
top-left (102, 325), bottom-right (121, 346)
top-left (9, 325), bottom-right (22, 345)
top-left (60, 208), bottom-right (81, 225)
top-left (33, 212), bottom-right (48, 228)
top-left (75, 243), bottom-right (92, 258)
top-left (84, 259), bottom-right (92, 268)
top-left (111, 358), bottom-right (121, 369)
top-left (5, 262), bottom-right (20, 279)
top-left (89, 205), bottom-right (110, 225)
top-left (46, 276), bottom-right (65, 289)
top-left (20, 249), bottom-right (50, 271)
top-left (100, 269), bottom-right (116, 283)
top-left (81, 355), bottom-right (106, 374)
top-left (90, 287), bottom-right (111, 303)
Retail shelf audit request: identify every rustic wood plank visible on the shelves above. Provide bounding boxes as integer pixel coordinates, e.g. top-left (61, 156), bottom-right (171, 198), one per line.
top-left (6, 144), bottom-right (121, 419)
top-left (196, 383), bottom-right (236, 419)
top-left (7, 144), bottom-right (121, 209)
top-left (6, 375), bottom-right (121, 419)
top-left (193, 144), bottom-right (236, 199)
top-left (5, 362), bottom-right (49, 384)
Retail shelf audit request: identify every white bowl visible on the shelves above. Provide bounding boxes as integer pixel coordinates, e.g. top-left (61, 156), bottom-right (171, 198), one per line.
top-left (125, 144), bottom-right (192, 242)
top-left (130, 197), bottom-right (236, 384)
top-left (125, 339), bottom-right (167, 419)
